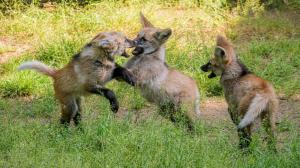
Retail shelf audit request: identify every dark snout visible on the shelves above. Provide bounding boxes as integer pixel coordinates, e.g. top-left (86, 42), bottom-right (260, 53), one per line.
top-left (208, 72), bottom-right (216, 78)
top-left (121, 51), bottom-right (130, 58)
top-left (200, 62), bottom-right (217, 78)
top-left (200, 62), bottom-right (210, 72)
top-left (131, 37), bottom-right (144, 56)
top-left (125, 38), bottom-right (136, 48)
top-left (121, 38), bottom-right (136, 58)
top-left (132, 47), bottom-right (144, 56)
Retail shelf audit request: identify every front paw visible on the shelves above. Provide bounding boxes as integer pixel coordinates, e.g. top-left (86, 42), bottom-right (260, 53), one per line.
top-left (123, 70), bottom-right (137, 86)
top-left (126, 74), bottom-right (137, 86)
top-left (103, 89), bottom-right (119, 113)
top-left (110, 100), bottom-right (119, 113)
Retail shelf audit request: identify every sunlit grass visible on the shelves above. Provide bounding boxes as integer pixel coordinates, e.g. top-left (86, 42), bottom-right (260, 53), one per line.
top-left (0, 1), bottom-right (299, 167)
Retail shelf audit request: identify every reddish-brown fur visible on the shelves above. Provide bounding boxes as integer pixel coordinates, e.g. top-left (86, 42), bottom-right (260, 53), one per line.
top-left (125, 13), bottom-right (200, 132)
top-left (201, 35), bottom-right (279, 150)
top-left (19, 32), bottom-right (135, 126)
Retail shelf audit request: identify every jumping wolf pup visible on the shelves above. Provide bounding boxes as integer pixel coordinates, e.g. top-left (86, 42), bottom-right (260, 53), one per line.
top-left (201, 35), bottom-right (278, 149)
top-left (125, 13), bottom-right (201, 131)
top-left (19, 32), bottom-right (136, 126)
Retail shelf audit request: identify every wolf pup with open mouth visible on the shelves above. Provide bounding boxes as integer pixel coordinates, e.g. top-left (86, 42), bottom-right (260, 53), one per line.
top-left (125, 13), bottom-right (200, 132)
top-left (19, 32), bottom-right (136, 126)
top-left (201, 35), bottom-right (278, 150)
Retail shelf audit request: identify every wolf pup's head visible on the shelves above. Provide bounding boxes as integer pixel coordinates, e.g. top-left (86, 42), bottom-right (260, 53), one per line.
top-left (72, 32), bottom-right (135, 83)
top-left (200, 35), bottom-right (236, 78)
top-left (132, 13), bottom-right (172, 56)
top-left (89, 32), bottom-right (135, 58)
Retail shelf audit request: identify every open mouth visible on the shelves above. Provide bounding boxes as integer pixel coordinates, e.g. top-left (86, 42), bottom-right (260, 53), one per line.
top-left (132, 47), bottom-right (144, 56)
top-left (208, 72), bottom-right (216, 78)
top-left (200, 64), bottom-right (217, 78)
top-left (121, 51), bottom-right (130, 58)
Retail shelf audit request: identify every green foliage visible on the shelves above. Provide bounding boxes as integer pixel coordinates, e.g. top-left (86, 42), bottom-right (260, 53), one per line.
top-left (0, 101), bottom-right (299, 167)
top-left (0, 1), bottom-right (299, 167)
top-left (236, 0), bottom-right (265, 16)
top-left (1, 0), bottom-right (299, 16)
top-left (242, 39), bottom-right (300, 95)
top-left (35, 39), bottom-right (82, 67)
top-left (0, 73), bottom-right (35, 97)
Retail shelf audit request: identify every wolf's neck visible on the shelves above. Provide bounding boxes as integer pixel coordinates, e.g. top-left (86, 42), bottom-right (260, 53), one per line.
top-left (78, 45), bottom-right (113, 61)
top-left (150, 46), bottom-right (165, 62)
top-left (221, 59), bottom-right (250, 82)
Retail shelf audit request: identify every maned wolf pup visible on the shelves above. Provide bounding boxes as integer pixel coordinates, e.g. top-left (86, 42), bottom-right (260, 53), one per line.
top-left (19, 32), bottom-right (136, 126)
top-left (125, 13), bottom-right (200, 131)
top-left (201, 35), bottom-right (278, 149)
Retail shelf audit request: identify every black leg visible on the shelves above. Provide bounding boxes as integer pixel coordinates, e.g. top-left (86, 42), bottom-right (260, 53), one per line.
top-left (73, 97), bottom-right (82, 126)
top-left (112, 64), bottom-right (136, 86)
top-left (237, 127), bottom-right (252, 149)
top-left (263, 115), bottom-right (277, 152)
top-left (89, 86), bottom-right (119, 113)
top-left (160, 103), bottom-right (194, 133)
top-left (60, 100), bottom-right (77, 127)
top-left (228, 108), bottom-right (239, 125)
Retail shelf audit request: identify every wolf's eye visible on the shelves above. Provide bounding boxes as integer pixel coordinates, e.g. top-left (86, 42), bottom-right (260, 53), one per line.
top-left (94, 60), bottom-right (103, 66)
top-left (140, 37), bottom-right (146, 42)
top-left (210, 60), bottom-right (217, 66)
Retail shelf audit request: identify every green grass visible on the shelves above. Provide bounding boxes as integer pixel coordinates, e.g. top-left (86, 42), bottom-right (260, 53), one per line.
top-left (0, 1), bottom-right (299, 167)
top-left (0, 97), bottom-right (299, 167)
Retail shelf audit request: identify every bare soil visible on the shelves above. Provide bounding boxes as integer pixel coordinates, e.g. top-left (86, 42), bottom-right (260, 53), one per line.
top-left (0, 37), bottom-right (31, 64)
top-left (117, 97), bottom-right (300, 129)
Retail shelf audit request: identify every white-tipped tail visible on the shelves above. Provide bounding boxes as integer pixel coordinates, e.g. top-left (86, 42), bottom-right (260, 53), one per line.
top-left (237, 94), bottom-right (268, 129)
top-left (18, 61), bottom-right (55, 77)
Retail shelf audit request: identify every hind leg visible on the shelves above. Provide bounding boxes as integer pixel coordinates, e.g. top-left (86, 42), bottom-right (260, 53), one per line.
top-left (73, 97), bottom-right (82, 126)
top-left (173, 104), bottom-right (195, 133)
top-left (184, 105), bottom-right (197, 133)
top-left (60, 97), bottom-right (78, 126)
top-left (160, 102), bottom-right (194, 133)
top-left (263, 111), bottom-right (277, 151)
top-left (159, 102), bottom-right (177, 123)
top-left (237, 125), bottom-right (252, 149)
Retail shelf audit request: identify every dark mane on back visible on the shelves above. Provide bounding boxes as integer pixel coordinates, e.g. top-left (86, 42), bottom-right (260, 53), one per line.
top-left (72, 52), bottom-right (81, 61)
top-left (237, 58), bottom-right (251, 77)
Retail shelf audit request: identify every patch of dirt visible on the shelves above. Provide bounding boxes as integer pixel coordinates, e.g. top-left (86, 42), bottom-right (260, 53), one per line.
top-left (116, 98), bottom-right (300, 129)
top-left (0, 37), bottom-right (31, 64)
top-left (278, 98), bottom-right (300, 128)
top-left (200, 98), bottom-right (230, 122)
top-left (115, 97), bottom-right (299, 149)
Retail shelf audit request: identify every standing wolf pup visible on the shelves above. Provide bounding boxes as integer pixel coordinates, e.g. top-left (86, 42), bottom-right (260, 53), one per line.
top-left (19, 32), bottom-right (136, 126)
top-left (201, 35), bottom-right (278, 150)
top-left (125, 13), bottom-right (200, 131)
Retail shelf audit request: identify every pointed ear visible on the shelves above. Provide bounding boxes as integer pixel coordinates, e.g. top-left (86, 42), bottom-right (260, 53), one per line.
top-left (216, 35), bottom-right (230, 47)
top-left (153, 28), bottom-right (172, 43)
top-left (140, 12), bottom-right (154, 28)
top-left (214, 46), bottom-right (226, 59)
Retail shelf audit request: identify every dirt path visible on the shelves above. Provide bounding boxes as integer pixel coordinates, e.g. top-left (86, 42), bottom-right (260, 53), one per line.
top-left (0, 37), bottom-right (31, 64)
top-left (202, 98), bottom-right (300, 126)
top-left (117, 98), bottom-right (300, 129)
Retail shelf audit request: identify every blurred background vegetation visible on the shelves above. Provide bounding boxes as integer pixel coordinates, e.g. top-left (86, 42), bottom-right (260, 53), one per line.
top-left (1, 0), bottom-right (300, 15)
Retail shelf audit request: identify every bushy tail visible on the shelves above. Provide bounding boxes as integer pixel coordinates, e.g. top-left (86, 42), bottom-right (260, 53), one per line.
top-left (18, 61), bottom-right (56, 77)
top-left (237, 94), bottom-right (269, 129)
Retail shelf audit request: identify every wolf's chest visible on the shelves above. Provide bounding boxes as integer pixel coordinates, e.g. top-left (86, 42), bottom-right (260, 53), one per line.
top-left (140, 71), bottom-right (169, 104)
top-left (222, 79), bottom-right (241, 106)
